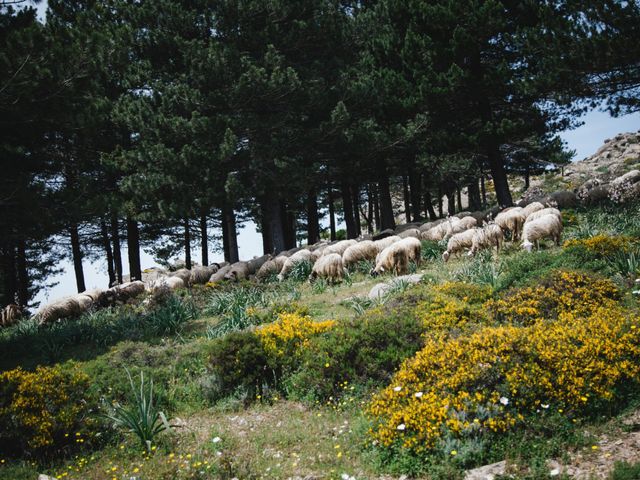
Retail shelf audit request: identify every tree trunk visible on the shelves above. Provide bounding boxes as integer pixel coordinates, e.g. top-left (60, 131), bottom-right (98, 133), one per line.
top-left (409, 168), bottom-right (422, 222)
top-left (110, 213), bottom-right (123, 285)
top-left (456, 188), bottom-right (463, 212)
top-left (16, 237), bottom-right (28, 307)
top-left (373, 187), bottom-right (381, 230)
top-left (184, 218), bottom-right (192, 270)
top-left (69, 223), bottom-right (86, 293)
top-left (352, 184), bottom-right (362, 236)
top-left (366, 185), bottom-right (374, 233)
top-left (468, 180), bottom-right (482, 211)
top-left (306, 188), bottom-right (320, 245)
top-left (200, 210), bottom-right (209, 266)
top-left (437, 186), bottom-right (444, 218)
top-left (402, 175), bottom-right (411, 223)
top-left (328, 188), bottom-right (336, 241)
top-left (281, 201), bottom-right (297, 250)
top-left (222, 202), bottom-right (239, 262)
top-left (261, 192), bottom-right (286, 254)
top-left (340, 182), bottom-right (357, 239)
top-left (524, 163), bottom-right (530, 190)
top-left (259, 202), bottom-right (271, 255)
top-left (100, 220), bottom-right (116, 287)
top-left (487, 144), bottom-right (513, 207)
top-left (126, 217), bottom-right (142, 281)
top-left (480, 173), bottom-right (487, 207)
top-left (1, 243), bottom-right (17, 305)
top-left (446, 190), bottom-right (456, 215)
top-left (378, 168), bottom-right (396, 230)
top-left (424, 190), bottom-right (438, 220)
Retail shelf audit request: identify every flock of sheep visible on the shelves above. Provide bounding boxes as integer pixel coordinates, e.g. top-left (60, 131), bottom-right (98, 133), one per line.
top-left (0, 198), bottom-right (568, 329)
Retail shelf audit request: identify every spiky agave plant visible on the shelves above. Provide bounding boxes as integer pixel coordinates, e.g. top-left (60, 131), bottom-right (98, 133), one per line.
top-left (104, 369), bottom-right (172, 452)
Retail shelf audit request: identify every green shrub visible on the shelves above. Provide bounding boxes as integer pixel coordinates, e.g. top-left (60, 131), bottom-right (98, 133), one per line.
top-left (421, 239), bottom-right (445, 261)
top-left (286, 304), bottom-right (425, 402)
top-left (205, 286), bottom-right (268, 338)
top-left (206, 331), bottom-right (274, 402)
top-left (287, 260), bottom-right (313, 282)
top-left (0, 364), bottom-right (100, 458)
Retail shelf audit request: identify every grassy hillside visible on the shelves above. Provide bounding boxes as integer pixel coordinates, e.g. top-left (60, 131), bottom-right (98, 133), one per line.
top-left (1, 202), bottom-right (640, 480)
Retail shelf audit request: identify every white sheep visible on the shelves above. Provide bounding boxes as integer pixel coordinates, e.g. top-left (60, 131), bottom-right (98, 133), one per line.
top-left (422, 217), bottom-right (461, 241)
top-left (468, 224), bottom-right (504, 256)
top-left (36, 296), bottom-right (85, 325)
top-left (224, 262), bottom-right (251, 282)
top-left (442, 229), bottom-right (476, 262)
top-left (147, 276), bottom-right (185, 292)
top-left (322, 239), bottom-right (358, 257)
top-left (208, 265), bottom-right (232, 283)
top-left (521, 201), bottom-right (545, 218)
top-left (524, 207), bottom-right (561, 224)
top-left (277, 249), bottom-right (317, 281)
top-left (255, 256), bottom-right (288, 282)
top-left (494, 208), bottom-right (526, 241)
top-left (373, 235), bottom-right (401, 253)
top-left (342, 240), bottom-right (378, 268)
top-left (397, 228), bottom-right (421, 239)
top-left (170, 268), bottom-right (192, 286)
top-left (371, 242), bottom-right (411, 276)
top-left (308, 253), bottom-right (346, 283)
top-left (521, 214), bottom-right (563, 252)
top-left (190, 265), bottom-right (219, 285)
top-left (445, 216), bottom-right (477, 239)
top-left (397, 237), bottom-right (422, 266)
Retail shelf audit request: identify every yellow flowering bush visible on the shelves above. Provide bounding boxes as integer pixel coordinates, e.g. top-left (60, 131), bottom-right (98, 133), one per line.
top-left (413, 282), bottom-right (492, 334)
top-left (257, 312), bottom-right (335, 359)
top-left (485, 270), bottom-right (620, 325)
top-left (368, 304), bottom-right (640, 453)
top-left (563, 234), bottom-right (638, 257)
top-left (0, 364), bottom-right (96, 456)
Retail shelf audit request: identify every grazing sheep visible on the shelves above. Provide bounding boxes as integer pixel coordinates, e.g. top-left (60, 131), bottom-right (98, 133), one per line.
top-left (521, 201), bottom-right (545, 218)
top-left (147, 276), bottom-right (185, 292)
top-left (111, 281), bottom-right (146, 302)
top-left (397, 228), bottom-right (421, 239)
top-left (224, 262), bottom-right (251, 282)
top-left (247, 255), bottom-right (271, 275)
top-left (170, 268), bottom-right (192, 286)
top-left (469, 224), bottom-right (504, 256)
top-left (442, 229), bottom-right (476, 262)
top-left (322, 239), bottom-right (357, 257)
top-left (36, 297), bottom-right (85, 325)
top-left (209, 265), bottom-right (232, 283)
top-left (521, 214), bottom-right (563, 252)
top-left (524, 207), bottom-right (561, 224)
top-left (374, 235), bottom-right (401, 253)
top-left (278, 249), bottom-right (316, 281)
top-left (545, 190), bottom-right (577, 209)
top-left (342, 240), bottom-right (378, 268)
top-left (419, 218), bottom-right (447, 232)
top-left (446, 216), bottom-right (477, 238)
top-left (190, 265), bottom-right (219, 285)
top-left (422, 217), bottom-right (461, 241)
top-left (370, 242), bottom-right (409, 276)
top-left (308, 253), bottom-right (346, 283)
top-left (397, 237), bottom-right (422, 266)
top-left (1, 304), bottom-right (21, 327)
top-left (494, 208), bottom-right (526, 241)
top-left (142, 267), bottom-right (168, 284)
top-left (256, 256), bottom-right (288, 282)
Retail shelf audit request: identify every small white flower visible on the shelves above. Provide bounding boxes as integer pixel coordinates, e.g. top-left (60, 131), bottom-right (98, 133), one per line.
top-left (499, 396), bottom-right (509, 406)
top-left (393, 386), bottom-right (402, 392)
top-left (415, 391), bottom-right (423, 398)
top-left (341, 474), bottom-right (350, 480)
top-left (632, 290), bottom-right (640, 295)
top-left (216, 451), bottom-right (222, 457)
top-left (397, 423), bottom-right (406, 431)
top-left (212, 437), bottom-right (222, 443)
top-left (541, 404), bottom-right (549, 409)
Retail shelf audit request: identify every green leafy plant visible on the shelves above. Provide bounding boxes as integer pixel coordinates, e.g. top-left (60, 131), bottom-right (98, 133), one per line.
top-left (103, 369), bottom-right (172, 452)
top-left (288, 260), bottom-right (314, 282)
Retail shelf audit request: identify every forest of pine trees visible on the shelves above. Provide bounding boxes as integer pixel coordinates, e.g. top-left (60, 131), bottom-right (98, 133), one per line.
top-left (1, 0), bottom-right (639, 308)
